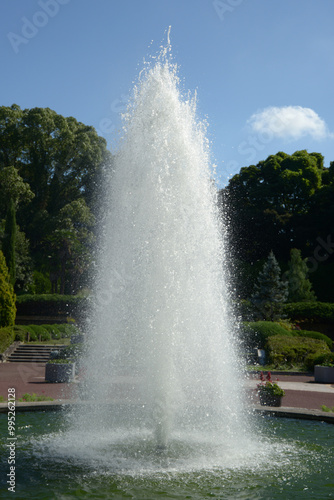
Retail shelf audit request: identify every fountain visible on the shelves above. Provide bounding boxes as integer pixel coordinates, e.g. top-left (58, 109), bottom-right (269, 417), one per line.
top-left (1, 32), bottom-right (334, 499)
top-left (76, 30), bottom-right (248, 454)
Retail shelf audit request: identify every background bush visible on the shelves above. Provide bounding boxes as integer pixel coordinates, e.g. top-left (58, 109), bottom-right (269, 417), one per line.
top-left (284, 302), bottom-right (334, 323)
top-left (12, 323), bottom-right (80, 343)
top-left (16, 294), bottom-right (88, 318)
top-left (0, 251), bottom-right (16, 327)
top-left (297, 330), bottom-right (333, 349)
top-left (242, 321), bottom-right (333, 351)
top-left (242, 321), bottom-right (296, 349)
top-left (0, 327), bottom-right (15, 352)
top-left (266, 335), bottom-right (330, 370)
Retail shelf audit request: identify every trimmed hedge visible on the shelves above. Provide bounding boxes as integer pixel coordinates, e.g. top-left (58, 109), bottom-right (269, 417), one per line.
top-left (242, 321), bottom-right (333, 350)
top-left (266, 335), bottom-right (330, 370)
top-left (242, 321), bottom-right (296, 349)
top-left (16, 294), bottom-right (88, 317)
top-left (284, 302), bottom-right (334, 323)
top-left (297, 330), bottom-right (333, 350)
top-left (12, 323), bottom-right (80, 343)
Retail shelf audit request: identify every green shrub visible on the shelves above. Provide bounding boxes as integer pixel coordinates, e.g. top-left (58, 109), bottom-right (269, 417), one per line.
top-left (310, 352), bottom-right (334, 368)
top-left (16, 294), bottom-right (87, 318)
top-left (0, 327), bottom-right (15, 352)
top-left (40, 324), bottom-right (60, 339)
top-left (13, 325), bottom-right (31, 342)
top-left (242, 321), bottom-right (296, 349)
top-left (296, 330), bottom-right (333, 350)
top-left (55, 324), bottom-right (79, 338)
top-left (266, 335), bottom-right (330, 369)
top-left (31, 271), bottom-right (52, 294)
top-left (0, 251), bottom-right (16, 327)
top-left (13, 323), bottom-right (80, 343)
top-left (284, 302), bottom-right (334, 322)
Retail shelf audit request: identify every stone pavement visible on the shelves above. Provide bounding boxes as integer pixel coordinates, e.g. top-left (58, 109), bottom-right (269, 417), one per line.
top-left (0, 363), bottom-right (334, 415)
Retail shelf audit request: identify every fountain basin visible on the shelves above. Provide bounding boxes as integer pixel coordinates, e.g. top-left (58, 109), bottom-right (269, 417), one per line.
top-left (1, 411), bottom-right (333, 499)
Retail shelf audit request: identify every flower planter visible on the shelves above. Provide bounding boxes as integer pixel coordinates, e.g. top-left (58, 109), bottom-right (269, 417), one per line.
top-left (45, 363), bottom-right (76, 383)
top-left (314, 365), bottom-right (334, 384)
top-left (259, 393), bottom-right (282, 407)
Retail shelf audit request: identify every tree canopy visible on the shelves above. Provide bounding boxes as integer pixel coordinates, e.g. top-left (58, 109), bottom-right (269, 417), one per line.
top-left (221, 150), bottom-right (334, 301)
top-left (0, 104), bottom-right (112, 294)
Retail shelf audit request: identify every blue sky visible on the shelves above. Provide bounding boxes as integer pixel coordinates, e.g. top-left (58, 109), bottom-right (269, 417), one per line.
top-left (1, 0), bottom-right (334, 186)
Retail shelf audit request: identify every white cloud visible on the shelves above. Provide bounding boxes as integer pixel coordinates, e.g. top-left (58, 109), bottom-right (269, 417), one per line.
top-left (248, 106), bottom-right (332, 141)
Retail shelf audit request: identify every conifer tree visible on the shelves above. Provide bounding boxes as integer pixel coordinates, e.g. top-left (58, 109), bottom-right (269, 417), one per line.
top-left (0, 250), bottom-right (16, 327)
top-left (2, 198), bottom-right (16, 286)
top-left (251, 251), bottom-right (288, 321)
top-left (286, 248), bottom-right (316, 302)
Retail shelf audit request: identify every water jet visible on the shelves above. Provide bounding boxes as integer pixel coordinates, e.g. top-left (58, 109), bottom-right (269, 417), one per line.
top-left (77, 33), bottom-right (249, 452)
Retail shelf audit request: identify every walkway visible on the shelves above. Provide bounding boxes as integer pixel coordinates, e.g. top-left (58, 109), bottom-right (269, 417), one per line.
top-left (0, 364), bottom-right (334, 419)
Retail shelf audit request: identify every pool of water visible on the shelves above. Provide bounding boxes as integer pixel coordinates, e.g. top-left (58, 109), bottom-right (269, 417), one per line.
top-left (1, 411), bottom-right (334, 499)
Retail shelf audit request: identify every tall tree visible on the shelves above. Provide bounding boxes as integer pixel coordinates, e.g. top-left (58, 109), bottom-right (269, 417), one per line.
top-left (286, 248), bottom-right (316, 302)
top-left (0, 250), bottom-right (16, 327)
top-left (44, 199), bottom-right (95, 294)
top-left (251, 251), bottom-right (288, 321)
top-left (2, 199), bottom-right (16, 286)
top-left (223, 150), bottom-right (325, 263)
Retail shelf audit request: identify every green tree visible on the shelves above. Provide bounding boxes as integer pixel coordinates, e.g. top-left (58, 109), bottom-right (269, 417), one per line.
top-left (285, 248), bottom-right (316, 302)
top-left (44, 199), bottom-right (95, 294)
top-left (2, 199), bottom-right (16, 286)
top-left (0, 250), bottom-right (16, 327)
top-left (0, 105), bottom-right (112, 294)
top-left (223, 150), bottom-right (325, 262)
top-left (251, 251), bottom-right (288, 321)
top-left (0, 166), bottom-right (34, 219)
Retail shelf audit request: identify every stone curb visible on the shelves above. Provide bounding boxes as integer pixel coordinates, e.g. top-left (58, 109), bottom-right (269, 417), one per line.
top-left (1, 400), bottom-right (334, 424)
top-left (253, 404), bottom-right (334, 424)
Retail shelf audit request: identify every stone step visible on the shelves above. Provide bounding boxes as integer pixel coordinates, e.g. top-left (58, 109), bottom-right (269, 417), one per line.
top-left (7, 344), bottom-right (65, 363)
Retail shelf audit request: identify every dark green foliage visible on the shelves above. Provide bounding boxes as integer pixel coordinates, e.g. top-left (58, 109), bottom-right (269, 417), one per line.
top-left (12, 323), bottom-right (79, 343)
top-left (0, 327), bottom-right (14, 352)
top-left (266, 335), bottom-right (330, 369)
top-left (297, 330), bottom-right (333, 349)
top-left (2, 198), bottom-right (16, 286)
top-left (242, 320), bottom-right (333, 352)
top-left (16, 294), bottom-right (86, 317)
top-left (222, 150), bottom-right (334, 302)
top-left (251, 251), bottom-right (288, 321)
top-left (31, 271), bottom-right (52, 294)
top-left (284, 302), bottom-right (334, 322)
top-left (54, 323), bottom-right (79, 337)
top-left (286, 248), bottom-right (316, 302)
top-left (0, 104), bottom-right (112, 294)
top-left (0, 250), bottom-right (16, 327)
top-left (242, 321), bottom-right (295, 349)
top-left (223, 150), bottom-right (325, 263)
top-left (13, 325), bottom-right (37, 341)
top-left (310, 352), bottom-right (334, 368)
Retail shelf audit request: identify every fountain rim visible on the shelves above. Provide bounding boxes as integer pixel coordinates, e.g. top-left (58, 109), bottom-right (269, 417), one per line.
top-left (1, 400), bottom-right (334, 425)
